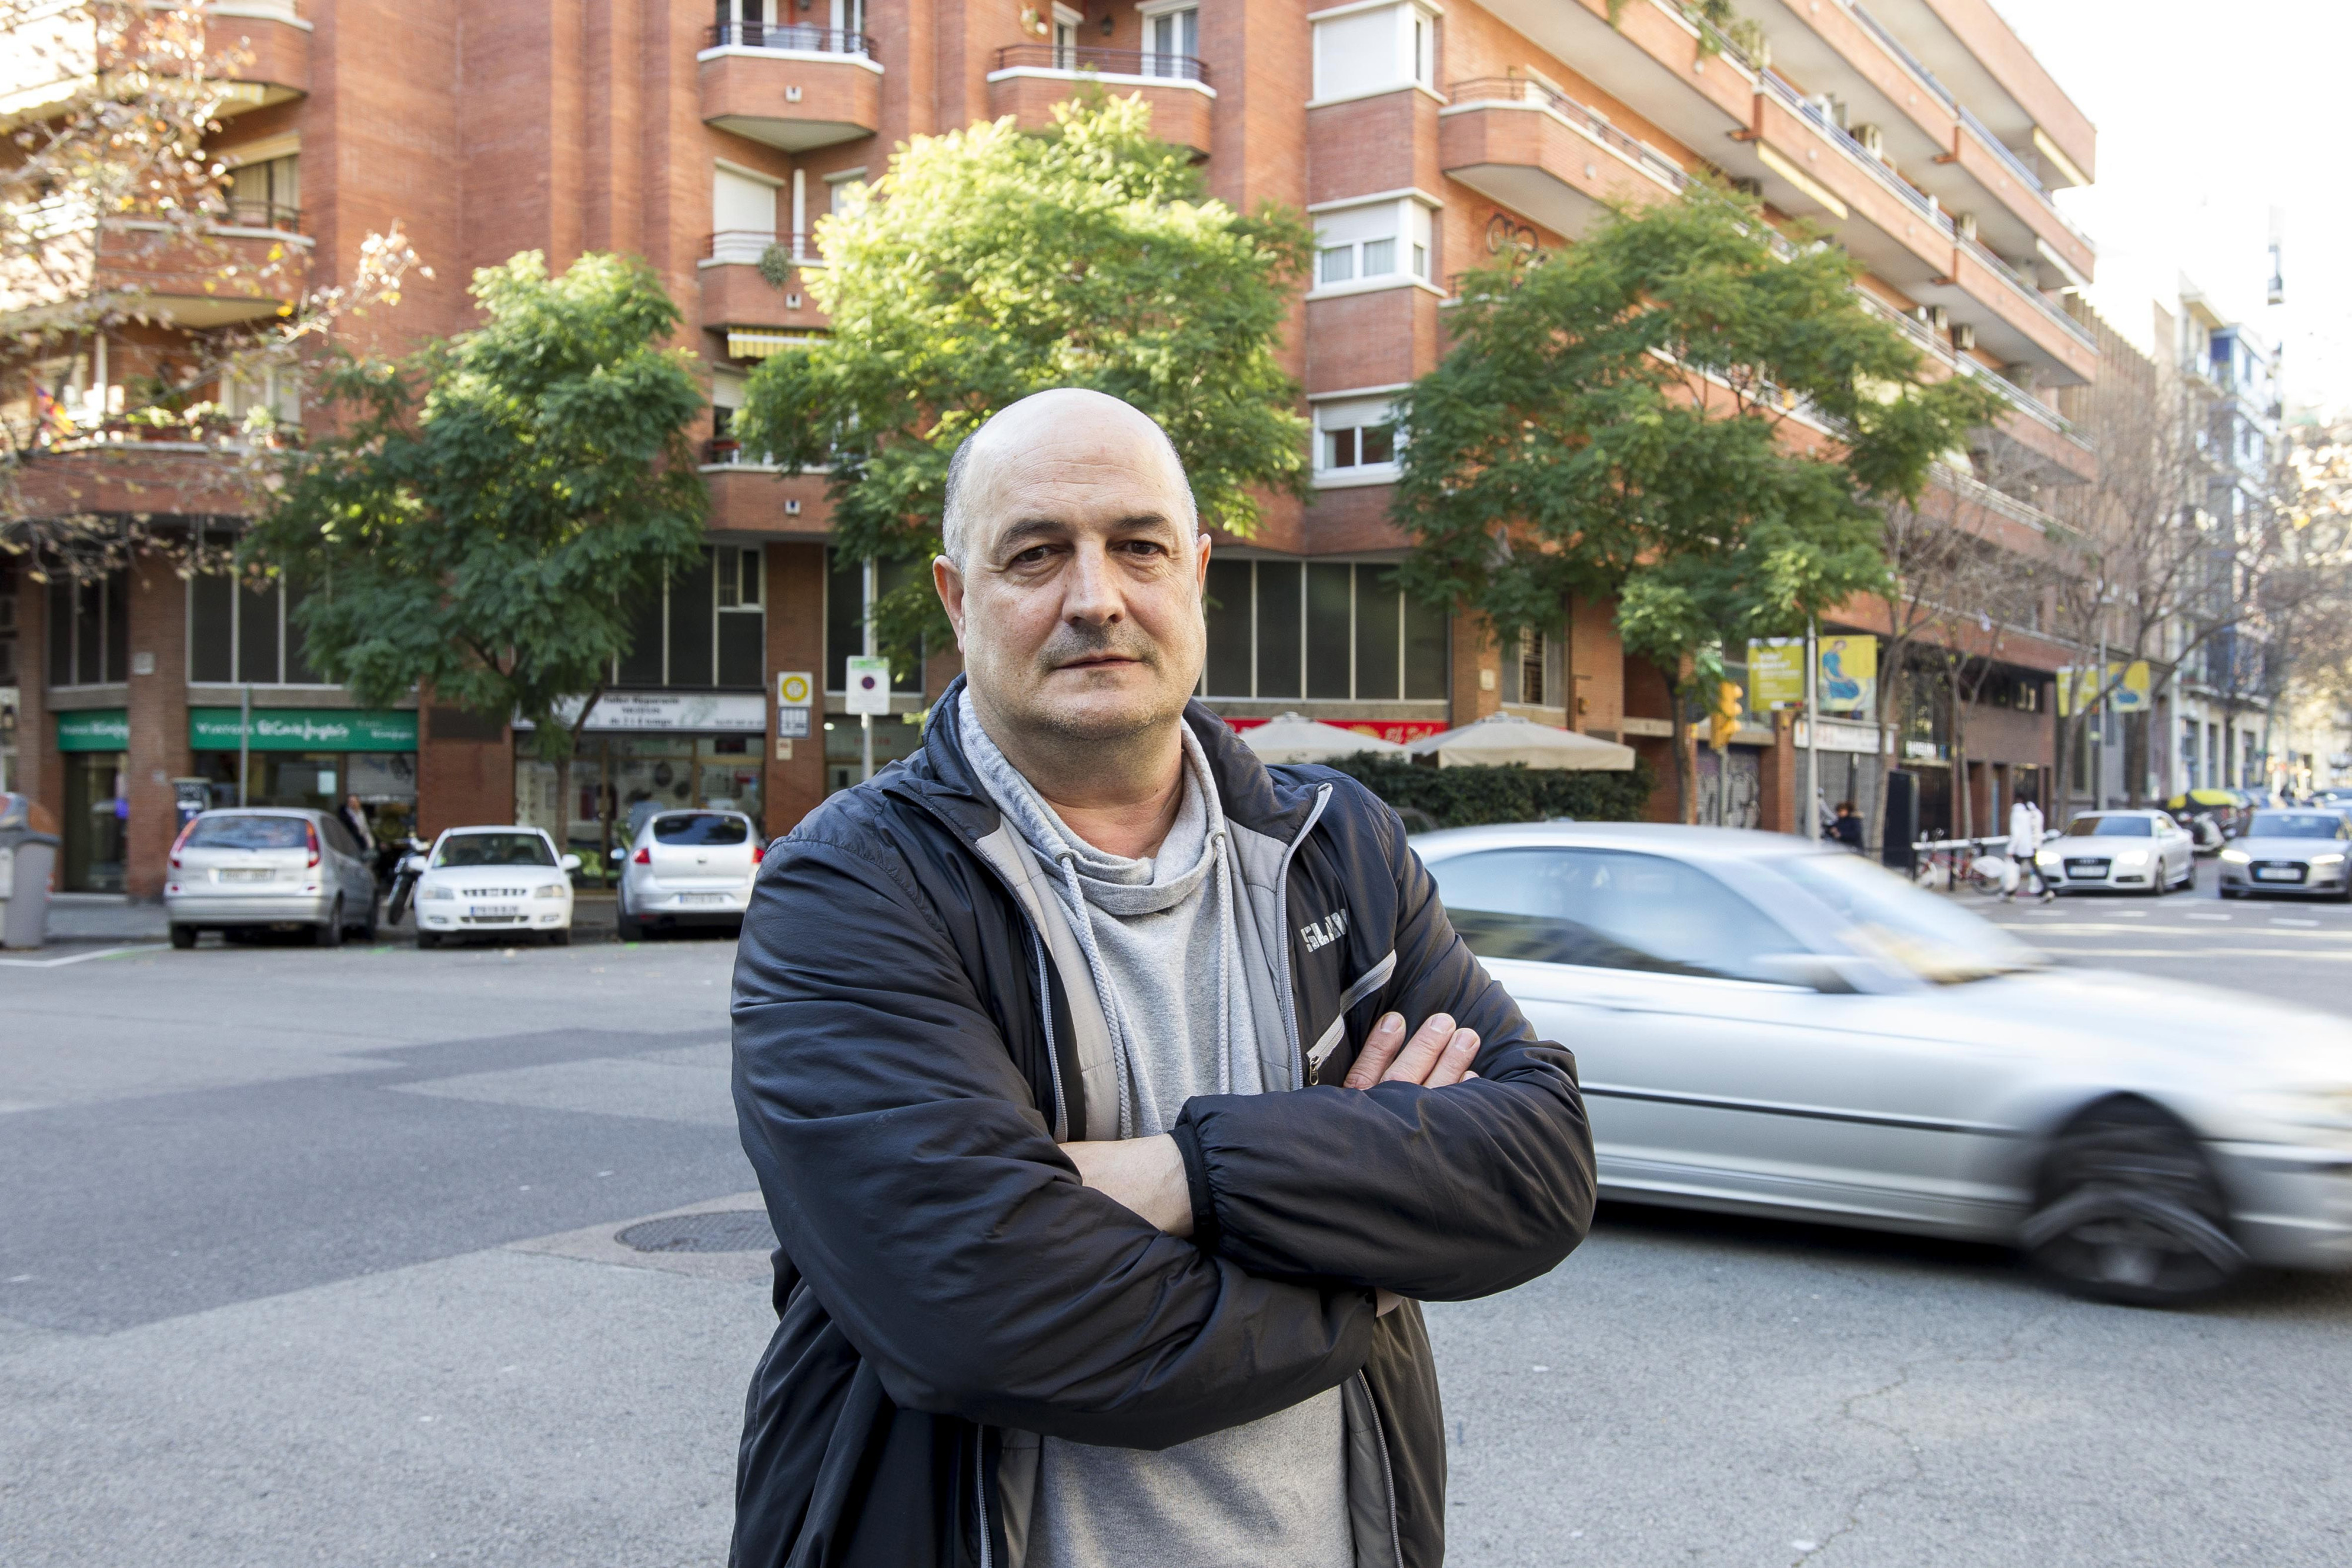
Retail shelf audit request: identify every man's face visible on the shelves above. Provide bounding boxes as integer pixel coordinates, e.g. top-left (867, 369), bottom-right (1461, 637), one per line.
top-left (936, 409), bottom-right (1208, 750)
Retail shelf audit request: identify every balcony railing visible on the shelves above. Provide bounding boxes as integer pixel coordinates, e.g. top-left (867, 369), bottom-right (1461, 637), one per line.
top-left (1763, 70), bottom-right (1953, 238)
top-left (1848, 289), bottom-right (2088, 446)
top-left (991, 44), bottom-right (1207, 83)
top-left (212, 199), bottom-right (303, 235)
top-left (1447, 77), bottom-right (1690, 192)
top-left (706, 22), bottom-right (871, 56)
top-left (704, 229), bottom-right (823, 266)
top-left (1960, 232), bottom-right (2096, 348)
top-left (1845, 2), bottom-right (1959, 115)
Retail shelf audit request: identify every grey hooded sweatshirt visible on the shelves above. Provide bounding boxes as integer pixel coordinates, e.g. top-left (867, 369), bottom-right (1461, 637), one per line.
top-left (959, 693), bottom-right (1350, 1568)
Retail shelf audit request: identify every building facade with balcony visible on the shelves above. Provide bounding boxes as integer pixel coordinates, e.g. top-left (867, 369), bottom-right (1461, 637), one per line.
top-left (6, 0), bottom-right (2103, 892)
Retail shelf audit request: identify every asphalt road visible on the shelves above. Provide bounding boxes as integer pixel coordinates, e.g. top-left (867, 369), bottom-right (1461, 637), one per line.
top-left (4, 861), bottom-right (2350, 1567)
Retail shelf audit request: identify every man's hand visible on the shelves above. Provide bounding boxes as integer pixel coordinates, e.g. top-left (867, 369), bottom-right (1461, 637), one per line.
top-left (1343, 1012), bottom-right (1481, 1090)
top-left (1061, 1134), bottom-right (1193, 1236)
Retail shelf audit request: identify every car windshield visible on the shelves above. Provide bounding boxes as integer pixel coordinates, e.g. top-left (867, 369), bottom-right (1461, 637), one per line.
top-left (1772, 852), bottom-right (2043, 984)
top-left (652, 813), bottom-right (750, 846)
top-left (2066, 815), bottom-right (2151, 838)
top-left (184, 815), bottom-right (309, 850)
top-left (434, 832), bottom-right (556, 868)
top-left (2250, 812), bottom-right (2344, 840)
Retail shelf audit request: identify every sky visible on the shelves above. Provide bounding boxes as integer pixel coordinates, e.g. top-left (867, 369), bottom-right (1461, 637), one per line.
top-left (1992, 0), bottom-right (2351, 416)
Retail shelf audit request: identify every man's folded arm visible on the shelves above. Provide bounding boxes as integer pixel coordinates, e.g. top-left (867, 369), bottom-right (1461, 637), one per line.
top-left (731, 834), bottom-right (1375, 1450)
top-left (1169, 797), bottom-right (1598, 1301)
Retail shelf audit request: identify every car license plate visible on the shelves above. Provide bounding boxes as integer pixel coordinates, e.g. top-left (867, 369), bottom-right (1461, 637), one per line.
top-left (472, 904), bottom-right (522, 918)
top-left (680, 892), bottom-right (729, 905)
top-left (2255, 867), bottom-right (2302, 882)
top-left (2065, 861), bottom-right (2105, 875)
top-left (220, 868), bottom-right (272, 882)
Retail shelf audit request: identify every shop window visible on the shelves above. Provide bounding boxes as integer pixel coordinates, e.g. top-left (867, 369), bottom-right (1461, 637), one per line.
top-left (824, 547), bottom-right (925, 694)
top-left (608, 545), bottom-right (767, 690)
top-left (45, 570), bottom-right (128, 687)
top-left (187, 574), bottom-right (323, 686)
top-left (1202, 558), bottom-right (1448, 702)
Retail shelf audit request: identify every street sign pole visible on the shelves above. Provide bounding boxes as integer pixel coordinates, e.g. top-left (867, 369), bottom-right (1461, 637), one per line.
top-left (239, 684), bottom-right (250, 807)
top-left (861, 557), bottom-right (877, 783)
top-left (1805, 619), bottom-right (1819, 841)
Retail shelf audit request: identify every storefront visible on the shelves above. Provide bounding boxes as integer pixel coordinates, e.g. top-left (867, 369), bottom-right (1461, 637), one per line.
top-left (515, 693), bottom-right (766, 872)
top-left (56, 708), bottom-right (131, 891)
top-left (188, 707), bottom-right (421, 848)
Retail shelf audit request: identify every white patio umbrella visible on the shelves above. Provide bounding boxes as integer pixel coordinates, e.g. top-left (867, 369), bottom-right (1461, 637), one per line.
top-left (1238, 713), bottom-right (1407, 764)
top-left (1403, 713), bottom-right (1636, 770)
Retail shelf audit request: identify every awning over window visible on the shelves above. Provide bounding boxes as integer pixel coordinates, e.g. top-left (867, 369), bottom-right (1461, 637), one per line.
top-left (726, 329), bottom-right (818, 359)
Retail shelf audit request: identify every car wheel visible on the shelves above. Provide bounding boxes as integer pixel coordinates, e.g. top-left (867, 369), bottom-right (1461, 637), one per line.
top-left (2219, 887), bottom-right (2240, 900)
top-left (416, 931), bottom-right (440, 950)
top-left (614, 897), bottom-right (643, 943)
top-left (170, 924), bottom-right (197, 950)
top-left (546, 927), bottom-right (571, 947)
top-left (359, 898), bottom-right (380, 942)
top-left (2023, 1098), bottom-right (2246, 1307)
top-left (317, 900), bottom-right (345, 948)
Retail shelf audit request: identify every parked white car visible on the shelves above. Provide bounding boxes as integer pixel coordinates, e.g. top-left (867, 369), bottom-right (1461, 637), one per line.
top-left (412, 826), bottom-right (578, 948)
top-left (165, 808), bottom-right (377, 948)
top-left (615, 809), bottom-right (761, 940)
top-left (1419, 823), bottom-right (2352, 1305)
top-left (2034, 808), bottom-right (2197, 895)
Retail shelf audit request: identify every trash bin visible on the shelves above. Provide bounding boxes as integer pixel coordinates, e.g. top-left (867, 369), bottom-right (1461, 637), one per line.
top-left (0, 791), bottom-right (62, 950)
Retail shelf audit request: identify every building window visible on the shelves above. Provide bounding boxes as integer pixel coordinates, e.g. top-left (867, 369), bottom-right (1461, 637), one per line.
top-left (1315, 394), bottom-right (1402, 479)
top-left (1502, 626), bottom-right (1563, 708)
top-left (611, 546), bottom-right (767, 690)
top-left (1202, 558), bottom-right (1448, 702)
top-left (187, 574), bottom-right (322, 686)
top-left (46, 571), bottom-right (128, 687)
top-left (1140, 2), bottom-right (1200, 77)
top-left (1310, 196), bottom-right (1432, 293)
top-left (222, 366), bottom-right (300, 426)
top-left (1311, 1), bottom-right (1436, 100)
top-left (712, 163), bottom-right (781, 265)
top-left (824, 547), bottom-right (925, 694)
top-left (226, 153), bottom-right (300, 230)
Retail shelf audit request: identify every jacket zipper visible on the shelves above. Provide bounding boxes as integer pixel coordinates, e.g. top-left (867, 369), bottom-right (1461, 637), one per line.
top-left (1270, 784), bottom-right (1336, 1088)
top-left (973, 1428), bottom-right (993, 1568)
top-left (1024, 921), bottom-right (1070, 1142)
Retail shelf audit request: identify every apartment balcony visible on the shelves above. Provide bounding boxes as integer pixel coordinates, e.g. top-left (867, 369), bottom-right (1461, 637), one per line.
top-left (13, 419), bottom-right (258, 521)
top-left (1860, 0), bottom-right (2094, 189)
top-left (985, 46), bottom-right (1212, 155)
top-left (699, 24), bottom-right (879, 153)
top-left (92, 207), bottom-right (311, 327)
top-left (699, 444), bottom-right (834, 536)
top-left (1439, 78), bottom-right (1688, 242)
top-left (700, 230), bottom-right (830, 343)
top-left (1737, 0), bottom-right (2093, 287)
top-left (1476, 0), bottom-right (1756, 154)
top-left (203, 0), bottom-right (312, 118)
top-left (1855, 291), bottom-right (2095, 485)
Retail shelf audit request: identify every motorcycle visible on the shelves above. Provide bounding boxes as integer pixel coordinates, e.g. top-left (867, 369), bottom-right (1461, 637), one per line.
top-left (384, 834), bottom-right (430, 928)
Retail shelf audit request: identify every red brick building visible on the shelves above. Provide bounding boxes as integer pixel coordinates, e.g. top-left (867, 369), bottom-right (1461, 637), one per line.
top-left (2, 0), bottom-right (2099, 894)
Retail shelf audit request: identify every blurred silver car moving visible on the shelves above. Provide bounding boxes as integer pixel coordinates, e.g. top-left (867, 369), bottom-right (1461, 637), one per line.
top-left (164, 808), bottom-right (377, 948)
top-left (1422, 823), bottom-right (2352, 1305)
top-left (2219, 808), bottom-right (2352, 901)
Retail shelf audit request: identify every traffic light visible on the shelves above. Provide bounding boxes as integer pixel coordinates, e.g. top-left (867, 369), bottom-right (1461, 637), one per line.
top-left (1708, 680), bottom-right (1742, 751)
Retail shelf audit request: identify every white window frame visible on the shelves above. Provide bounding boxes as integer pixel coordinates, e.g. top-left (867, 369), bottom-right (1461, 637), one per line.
top-left (1305, 192), bottom-right (1439, 302)
top-left (1137, 0), bottom-right (1200, 76)
top-left (1311, 385), bottom-right (1408, 488)
top-left (184, 576), bottom-right (335, 690)
top-left (1307, 0), bottom-right (1442, 108)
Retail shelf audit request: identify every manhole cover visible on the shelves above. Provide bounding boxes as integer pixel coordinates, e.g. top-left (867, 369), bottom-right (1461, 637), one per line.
top-left (616, 1211), bottom-right (776, 1254)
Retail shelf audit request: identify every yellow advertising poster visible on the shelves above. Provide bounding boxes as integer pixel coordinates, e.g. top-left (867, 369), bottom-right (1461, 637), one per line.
top-left (2057, 661), bottom-right (2150, 716)
top-left (1818, 634), bottom-right (1876, 717)
top-left (1746, 639), bottom-right (1806, 709)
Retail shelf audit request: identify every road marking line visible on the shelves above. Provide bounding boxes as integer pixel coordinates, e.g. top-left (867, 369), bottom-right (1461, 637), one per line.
top-left (0, 944), bottom-right (164, 969)
top-left (2184, 914), bottom-right (2231, 921)
top-left (2271, 918), bottom-right (2321, 928)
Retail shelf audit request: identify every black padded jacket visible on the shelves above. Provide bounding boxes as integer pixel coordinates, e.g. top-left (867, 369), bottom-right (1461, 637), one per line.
top-left (729, 679), bottom-right (1596, 1568)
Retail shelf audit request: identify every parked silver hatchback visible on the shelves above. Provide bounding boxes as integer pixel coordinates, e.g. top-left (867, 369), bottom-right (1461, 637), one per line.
top-left (164, 808), bottom-right (377, 948)
top-left (614, 809), bottom-right (761, 940)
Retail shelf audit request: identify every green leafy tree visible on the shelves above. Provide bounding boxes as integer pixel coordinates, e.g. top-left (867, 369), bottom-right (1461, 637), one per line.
top-left (245, 251), bottom-right (709, 836)
top-left (733, 92), bottom-right (1312, 666)
top-left (1393, 180), bottom-right (2008, 818)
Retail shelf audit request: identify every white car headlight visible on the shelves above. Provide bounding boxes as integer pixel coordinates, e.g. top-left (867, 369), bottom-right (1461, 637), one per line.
top-left (2220, 848), bottom-right (2251, 864)
top-left (2036, 849), bottom-right (2062, 866)
top-left (2113, 849), bottom-right (2151, 868)
top-left (422, 884), bottom-right (456, 901)
top-left (534, 882), bottom-right (565, 900)
top-left (2312, 853), bottom-right (2346, 868)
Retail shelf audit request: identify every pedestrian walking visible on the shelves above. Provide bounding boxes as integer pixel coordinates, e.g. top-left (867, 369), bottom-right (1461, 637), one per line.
top-left (729, 389), bottom-right (1596, 1568)
top-left (337, 791), bottom-right (376, 857)
top-left (2006, 789), bottom-right (2053, 902)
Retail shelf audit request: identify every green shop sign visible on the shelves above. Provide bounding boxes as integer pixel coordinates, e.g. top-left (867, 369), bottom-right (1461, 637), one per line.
top-left (56, 709), bottom-right (130, 752)
top-left (189, 708), bottom-right (419, 753)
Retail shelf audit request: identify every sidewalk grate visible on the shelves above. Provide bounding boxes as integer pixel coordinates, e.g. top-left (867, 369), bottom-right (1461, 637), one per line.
top-left (616, 1211), bottom-right (776, 1254)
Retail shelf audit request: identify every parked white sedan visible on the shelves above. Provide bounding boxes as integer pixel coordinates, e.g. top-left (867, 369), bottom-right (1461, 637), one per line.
top-left (1419, 823), bottom-right (2352, 1305)
top-left (413, 826), bottom-right (579, 948)
top-left (2034, 808), bottom-right (2197, 895)
top-left (614, 809), bottom-right (761, 940)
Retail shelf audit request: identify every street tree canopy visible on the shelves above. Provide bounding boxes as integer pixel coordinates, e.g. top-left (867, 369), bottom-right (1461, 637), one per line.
top-left (244, 251), bottom-right (707, 765)
top-left (732, 92), bottom-right (1312, 663)
top-left (1393, 180), bottom-right (2008, 683)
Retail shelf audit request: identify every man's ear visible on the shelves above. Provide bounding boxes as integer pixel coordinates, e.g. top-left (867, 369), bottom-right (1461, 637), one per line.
top-left (933, 554), bottom-right (969, 650)
top-left (1195, 533), bottom-right (1212, 590)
